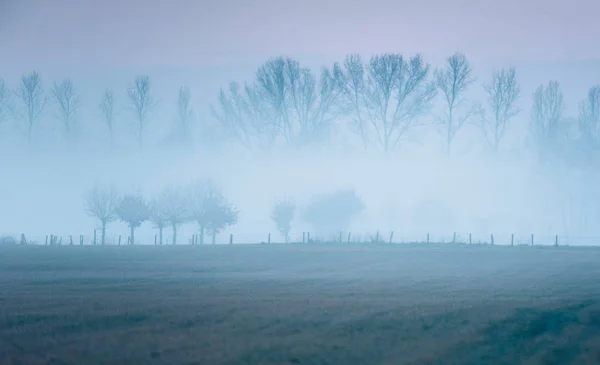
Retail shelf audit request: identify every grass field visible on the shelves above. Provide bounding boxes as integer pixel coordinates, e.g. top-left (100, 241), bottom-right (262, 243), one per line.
top-left (2, 243), bottom-right (600, 365)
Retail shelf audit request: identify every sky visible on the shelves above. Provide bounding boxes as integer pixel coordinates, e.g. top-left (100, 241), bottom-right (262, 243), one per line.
top-left (1, 0), bottom-right (599, 73)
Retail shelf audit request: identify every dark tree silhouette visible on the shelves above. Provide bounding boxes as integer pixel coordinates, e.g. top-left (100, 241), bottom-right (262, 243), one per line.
top-left (84, 185), bottom-right (120, 245)
top-left (51, 79), bottom-right (80, 142)
top-left (15, 71), bottom-right (47, 142)
top-left (271, 198), bottom-right (295, 242)
top-left (127, 75), bottom-right (156, 148)
top-left (152, 186), bottom-right (188, 245)
top-left (435, 53), bottom-right (475, 154)
top-left (99, 89), bottom-right (117, 147)
top-left (116, 193), bottom-right (150, 245)
top-left (530, 81), bottom-right (566, 163)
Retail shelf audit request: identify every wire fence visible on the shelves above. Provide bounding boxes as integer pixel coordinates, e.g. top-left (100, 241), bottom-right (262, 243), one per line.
top-left (3, 230), bottom-right (600, 247)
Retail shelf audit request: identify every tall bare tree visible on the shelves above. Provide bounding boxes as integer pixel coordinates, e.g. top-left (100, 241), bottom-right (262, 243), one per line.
top-left (578, 85), bottom-right (600, 148)
top-left (51, 79), bottom-right (80, 141)
top-left (175, 86), bottom-right (194, 145)
top-left (99, 90), bottom-right (117, 147)
top-left (477, 67), bottom-right (521, 152)
top-left (127, 75), bottom-right (156, 148)
top-left (84, 185), bottom-right (120, 245)
top-left (339, 53), bottom-right (436, 153)
top-left (15, 71), bottom-right (47, 142)
top-left (435, 53), bottom-right (475, 154)
top-left (213, 57), bottom-right (342, 149)
top-left (530, 81), bottom-right (565, 162)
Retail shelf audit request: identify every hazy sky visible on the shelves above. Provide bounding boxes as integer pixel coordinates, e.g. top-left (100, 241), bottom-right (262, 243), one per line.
top-left (1, 0), bottom-right (599, 72)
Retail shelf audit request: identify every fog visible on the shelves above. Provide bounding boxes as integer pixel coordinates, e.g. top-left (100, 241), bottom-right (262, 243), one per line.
top-left (2, 1), bottom-right (600, 247)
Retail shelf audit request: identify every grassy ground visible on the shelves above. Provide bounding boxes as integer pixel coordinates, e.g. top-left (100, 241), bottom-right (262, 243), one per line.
top-left (2, 243), bottom-right (600, 365)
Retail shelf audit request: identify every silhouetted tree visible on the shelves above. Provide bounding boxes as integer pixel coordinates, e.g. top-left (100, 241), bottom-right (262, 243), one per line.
top-left (435, 53), bottom-right (475, 154)
top-left (303, 189), bottom-right (365, 237)
top-left (15, 71), bottom-right (47, 142)
top-left (188, 180), bottom-right (212, 244)
top-left (127, 75), bottom-right (156, 148)
top-left (84, 185), bottom-right (120, 245)
top-left (339, 53), bottom-right (436, 153)
top-left (271, 198), bottom-right (295, 242)
top-left (149, 198), bottom-right (168, 245)
top-left (578, 85), bottom-right (600, 149)
top-left (204, 189), bottom-right (238, 245)
top-left (116, 193), bottom-right (150, 245)
top-left (530, 81), bottom-right (566, 163)
top-left (152, 185), bottom-right (188, 245)
top-left (51, 79), bottom-right (80, 142)
top-left (476, 67), bottom-right (521, 152)
top-left (99, 89), bottom-right (117, 147)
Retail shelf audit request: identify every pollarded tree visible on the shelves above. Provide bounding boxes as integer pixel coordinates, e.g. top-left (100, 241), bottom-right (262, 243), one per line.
top-left (435, 53), bottom-right (475, 154)
top-left (149, 198), bottom-right (168, 245)
top-left (303, 188), bottom-right (365, 237)
top-left (204, 188), bottom-right (239, 245)
top-left (339, 53), bottom-right (436, 153)
top-left (84, 184), bottom-right (120, 245)
top-left (52, 79), bottom-right (80, 143)
top-left (15, 71), bottom-right (47, 142)
top-left (116, 193), bottom-right (150, 245)
top-left (271, 198), bottom-right (295, 242)
top-left (128, 75), bottom-right (156, 148)
top-left (152, 185), bottom-right (189, 245)
top-left (477, 67), bottom-right (521, 152)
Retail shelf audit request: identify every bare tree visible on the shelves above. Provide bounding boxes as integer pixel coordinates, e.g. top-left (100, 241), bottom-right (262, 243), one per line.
top-left (435, 53), bottom-right (475, 154)
top-left (187, 180), bottom-right (238, 244)
top-left (51, 79), bottom-right (80, 141)
top-left (127, 75), bottom-right (156, 148)
top-left (271, 198), bottom-right (295, 242)
top-left (84, 185), bottom-right (120, 245)
top-left (149, 199), bottom-right (168, 245)
top-left (530, 81), bottom-right (565, 162)
top-left (477, 67), bottom-right (521, 152)
top-left (188, 180), bottom-right (212, 244)
top-left (99, 90), bottom-right (117, 147)
top-left (152, 186), bottom-right (188, 245)
top-left (175, 86), bottom-right (194, 145)
top-left (115, 193), bottom-right (150, 245)
top-left (578, 85), bottom-right (600, 148)
top-left (213, 57), bottom-right (343, 149)
top-left (15, 71), bottom-right (47, 142)
top-left (339, 53), bottom-right (436, 153)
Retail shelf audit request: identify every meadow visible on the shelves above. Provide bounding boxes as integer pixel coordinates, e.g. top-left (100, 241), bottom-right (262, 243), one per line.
top-left (2, 243), bottom-right (600, 365)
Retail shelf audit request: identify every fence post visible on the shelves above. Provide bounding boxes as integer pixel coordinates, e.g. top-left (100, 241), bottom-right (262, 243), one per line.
top-left (267, 233), bottom-right (271, 244)
top-left (80, 235), bottom-right (83, 245)
top-left (347, 232), bottom-right (351, 243)
top-left (511, 234), bottom-right (514, 246)
top-left (555, 234), bottom-right (558, 247)
top-left (45, 235), bottom-right (48, 245)
top-left (339, 231), bottom-right (343, 243)
top-left (307, 232), bottom-right (311, 243)
top-left (426, 233), bottom-right (430, 244)
top-left (531, 234), bottom-right (534, 246)
top-left (302, 232), bottom-right (305, 244)
top-left (452, 232), bottom-right (456, 244)
top-left (375, 231), bottom-right (380, 243)
top-left (118, 234), bottom-right (121, 246)
top-left (154, 235), bottom-right (157, 246)
top-left (50, 234), bottom-right (54, 246)
top-left (389, 231), bottom-right (394, 244)
top-left (69, 235), bottom-right (73, 245)
top-left (58, 237), bottom-right (62, 245)
top-left (490, 234), bottom-right (494, 245)
top-left (93, 230), bottom-right (97, 246)
top-left (469, 233), bottom-right (472, 245)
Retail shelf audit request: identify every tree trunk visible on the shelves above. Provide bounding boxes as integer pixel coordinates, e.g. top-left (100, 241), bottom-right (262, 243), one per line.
top-left (101, 221), bottom-right (107, 245)
top-left (199, 225), bottom-right (205, 244)
top-left (211, 230), bottom-right (216, 245)
top-left (159, 226), bottom-right (163, 245)
top-left (172, 222), bottom-right (177, 245)
top-left (130, 226), bottom-right (135, 245)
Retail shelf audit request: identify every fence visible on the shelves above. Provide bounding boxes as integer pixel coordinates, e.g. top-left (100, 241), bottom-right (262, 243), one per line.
top-left (3, 230), bottom-right (600, 247)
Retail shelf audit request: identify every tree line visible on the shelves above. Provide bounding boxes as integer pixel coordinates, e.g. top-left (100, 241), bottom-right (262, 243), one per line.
top-left (84, 182), bottom-right (365, 245)
top-left (1, 52), bottom-right (598, 163)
